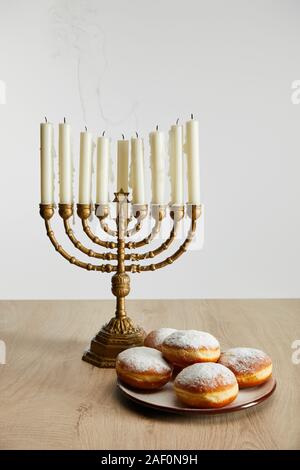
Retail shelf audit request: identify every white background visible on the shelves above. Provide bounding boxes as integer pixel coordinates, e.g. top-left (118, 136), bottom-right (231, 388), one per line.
top-left (0, 0), bottom-right (299, 299)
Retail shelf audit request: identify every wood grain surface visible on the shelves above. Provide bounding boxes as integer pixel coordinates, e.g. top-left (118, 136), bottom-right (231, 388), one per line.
top-left (0, 299), bottom-right (299, 450)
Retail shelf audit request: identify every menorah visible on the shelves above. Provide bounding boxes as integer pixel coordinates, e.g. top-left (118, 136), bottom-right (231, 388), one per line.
top-left (39, 193), bottom-right (201, 367)
top-left (39, 116), bottom-right (201, 367)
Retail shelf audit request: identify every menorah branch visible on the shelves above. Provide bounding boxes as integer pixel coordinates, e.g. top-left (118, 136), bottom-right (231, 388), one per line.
top-left (64, 219), bottom-right (118, 261)
top-left (59, 204), bottom-right (117, 260)
top-left (125, 206), bottom-right (184, 261)
top-left (40, 204), bottom-right (117, 272)
top-left (125, 204), bottom-right (148, 237)
top-left (125, 205), bottom-right (166, 249)
top-left (95, 204), bottom-right (118, 237)
top-left (80, 209), bottom-right (118, 249)
top-left (45, 220), bottom-right (111, 272)
top-left (122, 205), bottom-right (201, 272)
top-left (139, 205), bottom-right (201, 271)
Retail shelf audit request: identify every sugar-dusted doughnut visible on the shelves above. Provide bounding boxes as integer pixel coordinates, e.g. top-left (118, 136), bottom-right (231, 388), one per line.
top-left (161, 330), bottom-right (220, 367)
top-left (218, 347), bottom-right (272, 388)
top-left (174, 362), bottom-right (239, 408)
top-left (116, 346), bottom-right (173, 390)
top-left (144, 328), bottom-right (177, 352)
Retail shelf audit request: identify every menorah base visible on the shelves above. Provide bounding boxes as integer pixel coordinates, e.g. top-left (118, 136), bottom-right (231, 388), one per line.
top-left (82, 317), bottom-right (146, 368)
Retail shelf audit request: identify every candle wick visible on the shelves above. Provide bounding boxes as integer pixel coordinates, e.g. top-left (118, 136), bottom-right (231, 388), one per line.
top-left (102, 130), bottom-right (105, 137)
top-left (122, 134), bottom-right (125, 140)
top-left (64, 117), bottom-right (66, 124)
top-left (156, 125), bottom-right (159, 131)
top-left (85, 126), bottom-right (88, 132)
top-left (176, 118), bottom-right (179, 125)
top-left (44, 116), bottom-right (47, 123)
top-left (136, 131), bottom-right (139, 138)
top-left (191, 113), bottom-right (194, 120)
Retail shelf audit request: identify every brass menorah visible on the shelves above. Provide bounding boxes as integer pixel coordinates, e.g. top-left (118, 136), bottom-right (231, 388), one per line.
top-left (39, 191), bottom-right (201, 368)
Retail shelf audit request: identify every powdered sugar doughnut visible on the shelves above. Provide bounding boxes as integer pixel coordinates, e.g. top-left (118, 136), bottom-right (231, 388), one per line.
top-left (116, 346), bottom-right (173, 390)
top-left (162, 330), bottom-right (221, 367)
top-left (218, 347), bottom-right (272, 388)
top-left (174, 363), bottom-right (238, 408)
top-left (144, 328), bottom-right (177, 351)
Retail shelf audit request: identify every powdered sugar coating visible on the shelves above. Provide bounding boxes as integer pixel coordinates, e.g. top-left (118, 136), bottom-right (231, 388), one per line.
top-left (219, 347), bottom-right (272, 374)
top-left (163, 330), bottom-right (220, 351)
top-left (117, 346), bottom-right (172, 373)
top-left (144, 328), bottom-right (177, 350)
top-left (175, 363), bottom-right (237, 391)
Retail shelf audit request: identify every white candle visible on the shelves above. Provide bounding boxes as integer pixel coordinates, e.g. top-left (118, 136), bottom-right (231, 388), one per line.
top-left (185, 117), bottom-right (200, 204)
top-left (117, 138), bottom-right (129, 192)
top-left (59, 121), bottom-right (73, 204)
top-left (149, 128), bottom-right (165, 204)
top-left (169, 123), bottom-right (183, 205)
top-left (96, 135), bottom-right (110, 204)
top-left (130, 136), bottom-right (145, 204)
top-left (40, 121), bottom-right (54, 204)
top-left (79, 130), bottom-right (93, 204)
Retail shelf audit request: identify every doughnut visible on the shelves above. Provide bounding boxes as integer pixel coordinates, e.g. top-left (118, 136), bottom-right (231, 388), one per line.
top-left (161, 330), bottom-right (220, 367)
top-left (116, 346), bottom-right (173, 390)
top-left (144, 328), bottom-right (177, 351)
top-left (174, 363), bottom-right (239, 408)
top-left (218, 347), bottom-right (272, 388)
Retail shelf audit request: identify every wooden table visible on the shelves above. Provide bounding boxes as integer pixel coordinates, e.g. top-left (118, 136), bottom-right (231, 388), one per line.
top-left (0, 299), bottom-right (299, 450)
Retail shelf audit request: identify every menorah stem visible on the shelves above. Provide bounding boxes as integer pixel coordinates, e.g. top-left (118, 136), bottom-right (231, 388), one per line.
top-left (112, 196), bottom-right (129, 319)
top-left (118, 239), bottom-right (125, 274)
top-left (82, 191), bottom-right (146, 368)
top-left (112, 236), bottom-right (130, 320)
top-left (116, 296), bottom-right (126, 317)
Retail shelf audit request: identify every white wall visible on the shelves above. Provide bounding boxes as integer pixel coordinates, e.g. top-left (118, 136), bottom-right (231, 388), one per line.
top-left (0, 0), bottom-right (300, 299)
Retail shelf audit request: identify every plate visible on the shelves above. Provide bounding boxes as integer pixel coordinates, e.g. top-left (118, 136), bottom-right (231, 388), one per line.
top-left (117, 376), bottom-right (276, 414)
